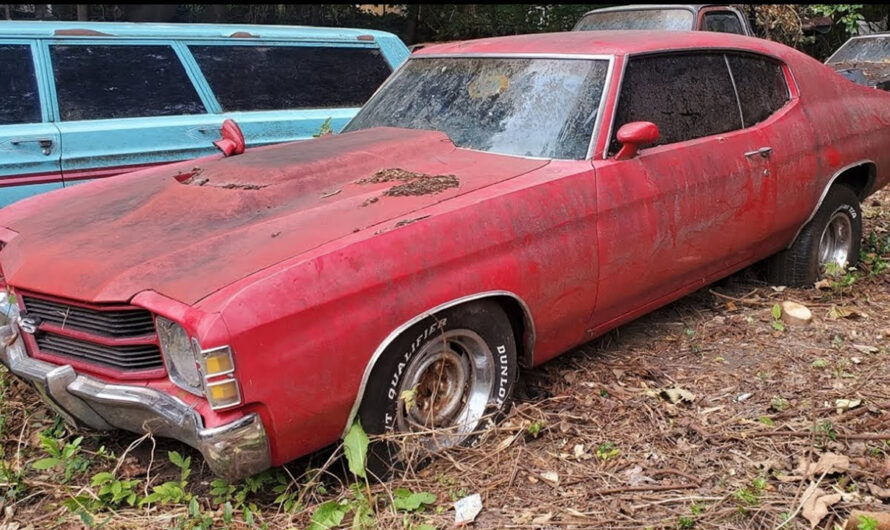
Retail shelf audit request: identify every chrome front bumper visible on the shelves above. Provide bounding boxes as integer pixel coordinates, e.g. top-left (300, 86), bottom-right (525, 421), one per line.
top-left (0, 324), bottom-right (270, 480)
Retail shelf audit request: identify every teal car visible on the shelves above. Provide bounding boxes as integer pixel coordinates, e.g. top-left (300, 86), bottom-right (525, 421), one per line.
top-left (0, 21), bottom-right (409, 206)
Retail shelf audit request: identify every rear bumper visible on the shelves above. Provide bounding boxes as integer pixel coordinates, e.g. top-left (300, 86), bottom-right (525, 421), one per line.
top-left (0, 324), bottom-right (270, 480)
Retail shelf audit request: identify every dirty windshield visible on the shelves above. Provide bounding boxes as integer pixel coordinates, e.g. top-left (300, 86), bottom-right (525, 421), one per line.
top-left (344, 57), bottom-right (609, 159)
top-left (828, 36), bottom-right (890, 63)
top-left (574, 9), bottom-right (694, 31)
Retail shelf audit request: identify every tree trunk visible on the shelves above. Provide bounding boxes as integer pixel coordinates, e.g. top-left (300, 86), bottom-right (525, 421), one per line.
top-left (405, 4), bottom-right (419, 44)
top-left (76, 4), bottom-right (88, 21)
top-left (3, 4), bottom-right (10, 20)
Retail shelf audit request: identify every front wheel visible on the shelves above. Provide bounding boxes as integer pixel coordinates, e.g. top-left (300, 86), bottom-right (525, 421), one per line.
top-left (356, 300), bottom-right (517, 478)
top-left (767, 184), bottom-right (861, 286)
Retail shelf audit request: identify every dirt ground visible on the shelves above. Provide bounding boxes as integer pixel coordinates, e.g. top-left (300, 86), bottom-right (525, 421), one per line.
top-left (3, 189), bottom-right (890, 530)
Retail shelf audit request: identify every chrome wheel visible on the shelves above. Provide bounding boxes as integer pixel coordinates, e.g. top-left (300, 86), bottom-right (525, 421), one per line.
top-left (396, 329), bottom-right (494, 448)
top-left (818, 210), bottom-right (854, 272)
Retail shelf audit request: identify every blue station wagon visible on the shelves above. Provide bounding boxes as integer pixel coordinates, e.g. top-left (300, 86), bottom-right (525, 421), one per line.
top-left (0, 21), bottom-right (409, 206)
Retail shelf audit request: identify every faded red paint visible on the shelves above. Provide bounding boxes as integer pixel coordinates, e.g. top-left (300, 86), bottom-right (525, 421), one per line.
top-left (1, 31), bottom-right (889, 469)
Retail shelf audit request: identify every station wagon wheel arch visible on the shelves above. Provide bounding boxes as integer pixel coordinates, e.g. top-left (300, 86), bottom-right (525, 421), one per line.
top-left (341, 290), bottom-right (535, 438)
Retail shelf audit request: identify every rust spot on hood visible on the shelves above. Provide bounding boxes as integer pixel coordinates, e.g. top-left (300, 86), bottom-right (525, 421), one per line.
top-left (358, 168), bottom-right (459, 197)
top-left (177, 169), bottom-right (267, 190)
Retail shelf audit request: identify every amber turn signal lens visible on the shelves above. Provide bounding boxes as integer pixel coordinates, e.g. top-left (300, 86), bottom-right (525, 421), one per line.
top-left (206, 379), bottom-right (241, 409)
top-left (204, 350), bottom-right (234, 375)
top-left (199, 345), bottom-right (235, 377)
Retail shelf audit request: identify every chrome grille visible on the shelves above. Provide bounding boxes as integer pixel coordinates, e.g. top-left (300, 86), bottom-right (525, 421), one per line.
top-left (35, 333), bottom-right (163, 370)
top-left (22, 296), bottom-right (155, 337)
top-left (19, 293), bottom-right (162, 373)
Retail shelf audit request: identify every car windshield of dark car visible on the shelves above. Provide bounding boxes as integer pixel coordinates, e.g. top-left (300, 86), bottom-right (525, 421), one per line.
top-left (344, 57), bottom-right (609, 159)
top-left (574, 9), bottom-right (694, 31)
top-left (828, 36), bottom-right (890, 63)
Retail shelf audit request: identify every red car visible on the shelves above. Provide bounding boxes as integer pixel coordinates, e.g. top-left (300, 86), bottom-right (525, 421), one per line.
top-left (1, 31), bottom-right (889, 480)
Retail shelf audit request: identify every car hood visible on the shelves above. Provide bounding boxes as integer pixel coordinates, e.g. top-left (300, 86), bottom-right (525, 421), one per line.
top-left (0, 127), bottom-right (547, 305)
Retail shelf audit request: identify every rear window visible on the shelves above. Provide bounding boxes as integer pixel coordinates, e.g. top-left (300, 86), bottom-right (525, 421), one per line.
top-left (575, 9), bottom-right (694, 31)
top-left (50, 44), bottom-right (206, 121)
top-left (190, 45), bottom-right (392, 112)
top-left (0, 44), bottom-right (41, 125)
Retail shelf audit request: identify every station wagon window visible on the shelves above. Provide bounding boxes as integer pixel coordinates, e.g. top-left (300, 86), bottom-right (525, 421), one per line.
top-left (701, 12), bottom-right (745, 34)
top-left (0, 45), bottom-right (41, 125)
top-left (345, 57), bottom-right (609, 159)
top-left (50, 45), bottom-right (206, 121)
top-left (727, 54), bottom-right (790, 126)
top-left (189, 45), bottom-right (391, 111)
top-left (611, 53), bottom-right (741, 151)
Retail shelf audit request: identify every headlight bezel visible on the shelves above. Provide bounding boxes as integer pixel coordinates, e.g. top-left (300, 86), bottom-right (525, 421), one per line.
top-left (156, 316), bottom-right (203, 396)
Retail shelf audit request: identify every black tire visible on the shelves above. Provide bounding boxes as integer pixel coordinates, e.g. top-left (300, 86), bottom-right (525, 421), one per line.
top-left (357, 300), bottom-right (517, 479)
top-left (767, 184), bottom-right (861, 286)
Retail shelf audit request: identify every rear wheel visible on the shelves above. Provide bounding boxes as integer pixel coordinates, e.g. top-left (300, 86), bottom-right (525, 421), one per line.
top-left (768, 184), bottom-right (861, 286)
top-left (356, 300), bottom-right (517, 479)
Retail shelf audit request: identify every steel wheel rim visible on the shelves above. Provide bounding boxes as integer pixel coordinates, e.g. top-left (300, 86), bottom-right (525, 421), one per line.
top-left (818, 211), bottom-right (853, 272)
top-left (396, 329), bottom-right (494, 448)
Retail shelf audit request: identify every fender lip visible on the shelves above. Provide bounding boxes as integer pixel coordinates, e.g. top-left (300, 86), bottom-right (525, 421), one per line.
top-left (787, 159), bottom-right (875, 249)
top-left (341, 289), bottom-right (535, 438)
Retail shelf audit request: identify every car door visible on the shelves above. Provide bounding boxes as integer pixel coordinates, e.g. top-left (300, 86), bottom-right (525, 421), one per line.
top-left (181, 41), bottom-right (396, 146)
top-left (43, 40), bottom-right (224, 186)
top-left (591, 52), bottom-right (776, 327)
top-left (0, 40), bottom-right (63, 206)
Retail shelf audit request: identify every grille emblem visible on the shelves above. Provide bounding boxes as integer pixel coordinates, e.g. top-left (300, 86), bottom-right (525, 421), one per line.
top-left (17, 313), bottom-right (41, 334)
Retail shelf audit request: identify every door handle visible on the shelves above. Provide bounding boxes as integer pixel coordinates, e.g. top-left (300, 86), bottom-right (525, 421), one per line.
top-left (11, 138), bottom-right (54, 156)
top-left (744, 146), bottom-right (772, 159)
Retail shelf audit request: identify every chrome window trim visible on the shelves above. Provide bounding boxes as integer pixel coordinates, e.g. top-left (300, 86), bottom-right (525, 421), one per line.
top-left (603, 48), bottom-right (793, 159)
top-left (724, 54), bottom-right (746, 128)
top-left (341, 289), bottom-right (535, 438)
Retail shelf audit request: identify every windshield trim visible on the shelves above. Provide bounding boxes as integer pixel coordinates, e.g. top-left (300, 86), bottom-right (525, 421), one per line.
top-left (826, 35), bottom-right (890, 64)
top-left (346, 53), bottom-right (616, 161)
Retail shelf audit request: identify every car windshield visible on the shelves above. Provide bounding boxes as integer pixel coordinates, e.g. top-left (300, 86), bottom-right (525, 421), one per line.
top-left (574, 9), bottom-right (694, 31)
top-left (828, 36), bottom-right (890, 63)
top-left (344, 57), bottom-right (609, 159)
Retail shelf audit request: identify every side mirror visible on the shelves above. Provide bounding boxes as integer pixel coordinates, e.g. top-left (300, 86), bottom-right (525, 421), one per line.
top-left (614, 121), bottom-right (659, 161)
top-left (214, 119), bottom-right (246, 157)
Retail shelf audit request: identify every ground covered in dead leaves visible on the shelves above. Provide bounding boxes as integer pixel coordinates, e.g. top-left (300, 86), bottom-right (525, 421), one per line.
top-left (3, 190), bottom-right (890, 530)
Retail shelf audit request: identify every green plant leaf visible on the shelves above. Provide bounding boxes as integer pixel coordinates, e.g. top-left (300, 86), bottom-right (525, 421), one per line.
top-left (168, 451), bottom-right (185, 469)
top-left (393, 488), bottom-right (436, 511)
top-left (771, 303), bottom-right (782, 320)
top-left (344, 422), bottom-right (369, 479)
top-left (309, 500), bottom-right (349, 530)
top-left (32, 457), bottom-right (60, 470)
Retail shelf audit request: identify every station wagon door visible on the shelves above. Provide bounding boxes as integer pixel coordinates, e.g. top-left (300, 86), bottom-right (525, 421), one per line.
top-left (43, 40), bottom-right (225, 185)
top-left (592, 52), bottom-right (776, 325)
top-left (182, 41), bottom-right (396, 145)
top-left (0, 40), bottom-right (62, 206)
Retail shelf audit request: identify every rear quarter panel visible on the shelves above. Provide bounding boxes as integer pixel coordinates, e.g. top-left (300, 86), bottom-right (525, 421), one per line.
top-left (782, 53), bottom-right (890, 241)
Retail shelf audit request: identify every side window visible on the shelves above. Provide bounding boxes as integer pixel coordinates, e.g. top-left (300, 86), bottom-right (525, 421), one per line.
top-left (701, 12), bottom-right (745, 34)
top-left (611, 53), bottom-right (741, 151)
top-left (189, 45), bottom-right (392, 112)
top-left (0, 45), bottom-right (41, 125)
top-left (727, 54), bottom-right (789, 127)
top-left (50, 45), bottom-right (206, 121)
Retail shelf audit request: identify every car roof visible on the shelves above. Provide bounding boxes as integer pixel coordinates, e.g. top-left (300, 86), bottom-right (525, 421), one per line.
top-left (416, 30), bottom-right (789, 59)
top-left (0, 20), bottom-right (398, 41)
